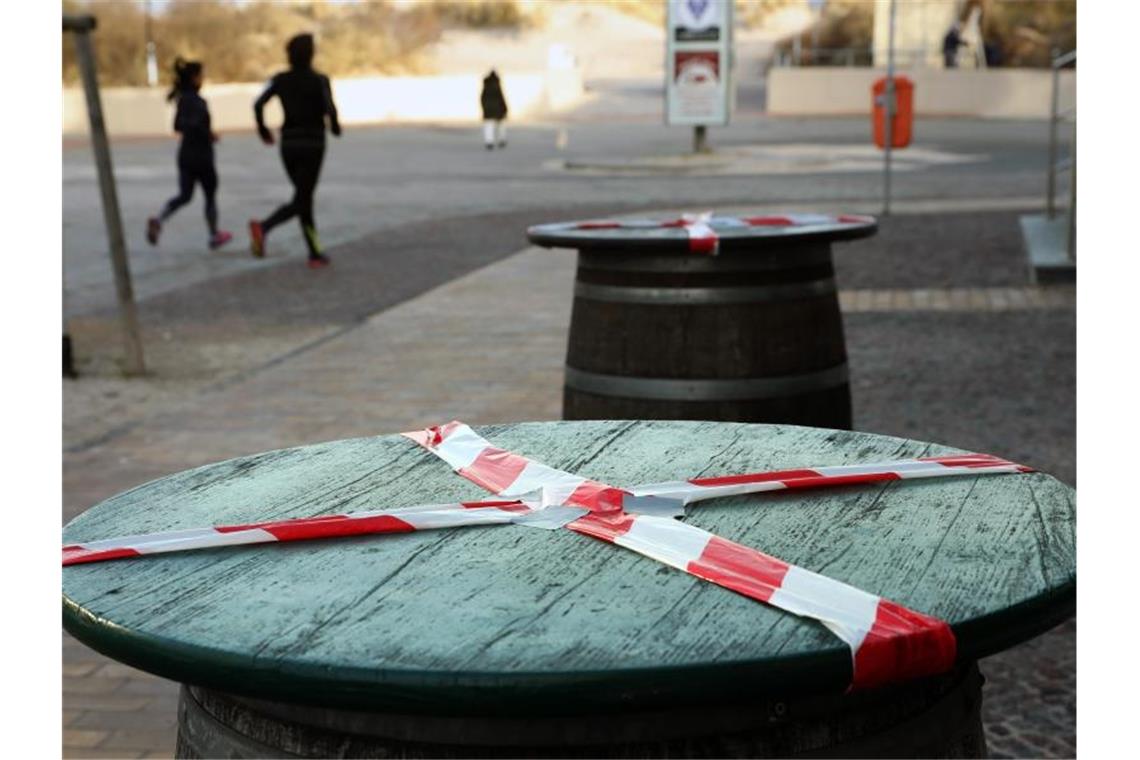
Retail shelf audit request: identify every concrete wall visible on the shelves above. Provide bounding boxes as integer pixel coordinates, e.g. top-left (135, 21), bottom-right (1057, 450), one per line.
top-left (767, 67), bottom-right (1075, 119)
top-left (63, 69), bottom-right (584, 137)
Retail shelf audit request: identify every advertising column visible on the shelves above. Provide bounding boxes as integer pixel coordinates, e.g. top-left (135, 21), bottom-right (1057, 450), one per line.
top-left (666, 0), bottom-right (733, 145)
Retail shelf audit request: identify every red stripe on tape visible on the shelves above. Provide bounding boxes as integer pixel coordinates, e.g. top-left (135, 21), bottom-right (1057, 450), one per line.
top-left (459, 447), bottom-right (530, 493)
top-left (687, 234), bottom-right (718, 255)
top-left (743, 215), bottom-right (795, 226)
top-left (217, 514), bottom-right (417, 541)
top-left (63, 547), bottom-right (142, 566)
top-left (566, 481), bottom-right (628, 513)
top-left (686, 536), bottom-right (790, 604)
top-left (920, 454), bottom-right (1028, 470)
top-left (851, 599), bottom-right (957, 690)
top-left (576, 221), bottom-right (622, 229)
top-left (403, 420), bottom-right (466, 447)
top-left (689, 468), bottom-right (821, 487)
top-left (461, 500), bottom-right (529, 512)
top-left (261, 514), bottom-right (417, 541)
top-left (566, 511), bottom-right (638, 542)
top-left (781, 472), bottom-right (902, 490)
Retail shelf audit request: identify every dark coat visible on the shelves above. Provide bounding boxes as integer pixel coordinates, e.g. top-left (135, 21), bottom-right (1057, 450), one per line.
top-left (480, 73), bottom-right (508, 121)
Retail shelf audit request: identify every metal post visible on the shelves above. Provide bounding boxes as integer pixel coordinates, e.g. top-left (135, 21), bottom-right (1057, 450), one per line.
top-left (66, 15), bottom-right (146, 375)
top-left (1046, 47), bottom-right (1060, 219)
top-left (1066, 119), bottom-right (1076, 261)
top-left (881, 0), bottom-right (897, 216)
top-left (693, 125), bottom-right (709, 154)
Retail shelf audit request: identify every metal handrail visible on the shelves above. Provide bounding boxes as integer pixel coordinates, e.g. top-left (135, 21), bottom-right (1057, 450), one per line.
top-left (1046, 48), bottom-right (1075, 222)
top-left (774, 46), bottom-right (928, 67)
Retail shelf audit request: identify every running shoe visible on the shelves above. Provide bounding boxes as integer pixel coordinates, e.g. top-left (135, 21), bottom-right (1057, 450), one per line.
top-left (146, 217), bottom-right (161, 246)
top-left (307, 253), bottom-right (332, 269)
top-left (209, 230), bottom-right (233, 250)
top-left (248, 219), bottom-right (265, 258)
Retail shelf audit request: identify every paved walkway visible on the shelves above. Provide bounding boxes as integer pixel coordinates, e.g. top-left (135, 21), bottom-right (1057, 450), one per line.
top-left (64, 205), bottom-right (1073, 758)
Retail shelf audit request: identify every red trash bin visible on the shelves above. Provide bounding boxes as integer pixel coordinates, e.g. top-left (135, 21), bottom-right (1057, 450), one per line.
top-left (872, 76), bottom-right (914, 149)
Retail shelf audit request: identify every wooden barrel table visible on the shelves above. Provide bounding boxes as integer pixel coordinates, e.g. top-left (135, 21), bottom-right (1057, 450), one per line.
top-left (61, 421), bottom-right (1075, 758)
top-left (527, 213), bottom-right (878, 428)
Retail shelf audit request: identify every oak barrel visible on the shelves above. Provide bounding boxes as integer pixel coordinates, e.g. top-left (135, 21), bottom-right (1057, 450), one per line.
top-left (176, 663), bottom-right (985, 758)
top-left (527, 213), bottom-right (878, 428)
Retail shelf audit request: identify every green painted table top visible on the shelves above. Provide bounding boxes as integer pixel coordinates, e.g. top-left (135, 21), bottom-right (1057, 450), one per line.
top-left (62, 421), bottom-right (1075, 715)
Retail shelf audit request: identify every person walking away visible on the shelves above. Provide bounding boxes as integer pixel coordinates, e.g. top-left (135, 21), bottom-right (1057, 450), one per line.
top-left (942, 23), bottom-right (967, 69)
top-left (147, 59), bottom-right (232, 250)
top-left (249, 33), bottom-right (341, 268)
top-left (480, 70), bottom-right (508, 150)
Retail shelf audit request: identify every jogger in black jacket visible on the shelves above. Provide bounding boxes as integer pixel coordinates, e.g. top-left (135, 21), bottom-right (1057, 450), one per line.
top-left (147, 59), bottom-right (232, 250)
top-left (249, 34), bottom-right (341, 268)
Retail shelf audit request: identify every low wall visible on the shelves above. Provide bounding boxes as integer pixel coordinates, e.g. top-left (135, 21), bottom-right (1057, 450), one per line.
top-left (63, 69), bottom-right (584, 137)
top-left (767, 67), bottom-right (1075, 119)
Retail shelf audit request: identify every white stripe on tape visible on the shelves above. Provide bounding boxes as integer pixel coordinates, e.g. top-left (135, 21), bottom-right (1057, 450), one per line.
top-left (614, 515), bottom-right (712, 570)
top-left (769, 564), bottom-right (881, 651)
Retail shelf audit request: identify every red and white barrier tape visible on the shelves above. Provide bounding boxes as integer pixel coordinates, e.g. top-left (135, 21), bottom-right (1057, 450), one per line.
top-left (630, 453), bottom-right (1032, 505)
top-left (62, 500), bottom-right (531, 567)
top-left (568, 511), bottom-right (954, 690)
top-left (573, 212), bottom-right (875, 256)
top-left (64, 421), bottom-right (1032, 688)
top-left (402, 422), bottom-right (1019, 688)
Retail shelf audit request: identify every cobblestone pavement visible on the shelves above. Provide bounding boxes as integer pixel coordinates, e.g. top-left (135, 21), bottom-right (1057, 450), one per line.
top-left (63, 208), bottom-right (1074, 758)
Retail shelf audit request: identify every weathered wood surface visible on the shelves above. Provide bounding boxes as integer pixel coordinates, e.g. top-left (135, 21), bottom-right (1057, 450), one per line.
top-left (62, 421), bottom-right (1075, 714)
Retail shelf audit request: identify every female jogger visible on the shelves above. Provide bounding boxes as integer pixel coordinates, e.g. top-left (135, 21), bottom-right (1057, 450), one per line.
top-left (147, 58), bottom-right (232, 250)
top-left (249, 34), bottom-right (341, 268)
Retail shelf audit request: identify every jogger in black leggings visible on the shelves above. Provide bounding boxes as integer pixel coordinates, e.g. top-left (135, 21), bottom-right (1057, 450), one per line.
top-left (147, 59), bottom-right (232, 250)
top-left (249, 34), bottom-right (341, 268)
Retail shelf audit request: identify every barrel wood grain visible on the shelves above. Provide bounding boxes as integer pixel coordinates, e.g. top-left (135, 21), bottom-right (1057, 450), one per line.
top-left (62, 421), bottom-right (1075, 714)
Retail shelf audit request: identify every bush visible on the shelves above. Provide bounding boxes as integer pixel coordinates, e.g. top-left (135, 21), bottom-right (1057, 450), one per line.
top-left (62, 0), bottom-right (534, 87)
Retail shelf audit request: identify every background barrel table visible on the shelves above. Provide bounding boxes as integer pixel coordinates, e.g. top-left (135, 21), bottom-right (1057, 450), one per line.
top-left (527, 213), bottom-right (878, 429)
top-left (62, 421), bottom-right (1075, 758)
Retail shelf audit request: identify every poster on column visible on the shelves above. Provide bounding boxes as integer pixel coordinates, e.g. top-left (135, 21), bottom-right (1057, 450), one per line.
top-left (666, 0), bottom-right (732, 125)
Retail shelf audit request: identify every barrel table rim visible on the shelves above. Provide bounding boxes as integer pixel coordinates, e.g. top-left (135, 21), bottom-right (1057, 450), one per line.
top-left (62, 421), bottom-right (1076, 715)
top-left (526, 213), bottom-right (879, 253)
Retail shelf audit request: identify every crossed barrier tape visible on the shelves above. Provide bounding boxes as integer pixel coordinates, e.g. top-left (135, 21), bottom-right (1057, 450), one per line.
top-left (573, 212), bottom-right (875, 255)
top-left (62, 421), bottom-right (1032, 689)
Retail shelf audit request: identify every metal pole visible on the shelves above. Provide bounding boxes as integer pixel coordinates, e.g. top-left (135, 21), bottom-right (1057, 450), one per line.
top-left (68, 16), bottom-right (146, 375)
top-left (1066, 119), bottom-right (1076, 261)
top-left (693, 125), bottom-right (709, 154)
top-left (1046, 47), bottom-right (1060, 219)
top-left (882, 0), bottom-right (897, 216)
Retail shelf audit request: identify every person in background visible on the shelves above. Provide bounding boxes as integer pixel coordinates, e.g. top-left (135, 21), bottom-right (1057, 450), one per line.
top-left (147, 58), bottom-right (232, 250)
top-left (249, 33), bottom-right (341, 268)
top-left (480, 69), bottom-right (508, 150)
top-left (942, 23), bottom-right (967, 69)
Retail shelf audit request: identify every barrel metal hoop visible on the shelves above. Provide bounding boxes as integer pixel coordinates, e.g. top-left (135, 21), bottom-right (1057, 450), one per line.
top-left (578, 246), bottom-right (832, 273)
top-left (564, 364), bottom-right (849, 401)
top-left (574, 278), bottom-right (836, 305)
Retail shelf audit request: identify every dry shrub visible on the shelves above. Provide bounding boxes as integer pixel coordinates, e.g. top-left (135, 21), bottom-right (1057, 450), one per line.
top-left (62, 0), bottom-right (533, 87)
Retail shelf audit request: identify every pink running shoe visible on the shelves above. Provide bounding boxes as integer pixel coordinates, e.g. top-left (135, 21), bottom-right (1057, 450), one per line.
top-left (209, 230), bottom-right (233, 250)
